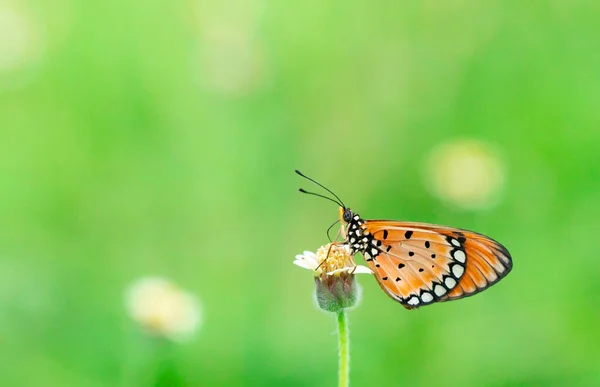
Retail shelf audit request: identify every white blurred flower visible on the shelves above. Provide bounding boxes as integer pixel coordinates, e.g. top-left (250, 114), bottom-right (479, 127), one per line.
top-left (0, 5), bottom-right (42, 73)
top-left (425, 139), bottom-right (506, 210)
top-left (125, 277), bottom-right (202, 342)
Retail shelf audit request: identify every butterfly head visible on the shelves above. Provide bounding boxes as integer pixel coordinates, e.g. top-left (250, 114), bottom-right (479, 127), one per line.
top-left (339, 206), bottom-right (353, 225)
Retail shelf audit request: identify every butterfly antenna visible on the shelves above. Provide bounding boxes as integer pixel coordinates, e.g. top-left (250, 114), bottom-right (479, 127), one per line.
top-left (295, 170), bottom-right (346, 208)
top-left (298, 188), bottom-right (342, 207)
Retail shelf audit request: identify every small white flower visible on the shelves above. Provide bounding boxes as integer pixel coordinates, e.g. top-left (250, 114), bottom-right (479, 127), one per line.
top-left (293, 244), bottom-right (372, 276)
top-left (294, 244), bottom-right (371, 312)
top-left (125, 277), bottom-right (202, 342)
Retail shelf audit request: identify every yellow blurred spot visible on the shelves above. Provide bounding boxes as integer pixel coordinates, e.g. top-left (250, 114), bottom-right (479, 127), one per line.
top-left (425, 139), bottom-right (505, 210)
top-left (0, 5), bottom-right (41, 73)
top-left (198, 27), bottom-right (265, 96)
top-left (192, 0), bottom-right (266, 96)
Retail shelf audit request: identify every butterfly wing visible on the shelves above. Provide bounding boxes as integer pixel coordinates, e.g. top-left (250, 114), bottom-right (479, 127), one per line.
top-left (361, 221), bottom-right (512, 309)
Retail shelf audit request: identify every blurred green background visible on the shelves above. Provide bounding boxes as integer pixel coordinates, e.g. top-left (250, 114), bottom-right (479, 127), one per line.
top-left (2, 1), bottom-right (600, 386)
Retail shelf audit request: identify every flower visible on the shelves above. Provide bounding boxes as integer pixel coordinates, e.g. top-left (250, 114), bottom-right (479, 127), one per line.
top-left (125, 277), bottom-right (202, 342)
top-left (294, 244), bottom-right (372, 312)
top-left (294, 244), bottom-right (372, 276)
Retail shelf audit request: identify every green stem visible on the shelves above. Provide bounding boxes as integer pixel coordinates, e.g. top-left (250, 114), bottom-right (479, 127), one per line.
top-left (337, 310), bottom-right (350, 387)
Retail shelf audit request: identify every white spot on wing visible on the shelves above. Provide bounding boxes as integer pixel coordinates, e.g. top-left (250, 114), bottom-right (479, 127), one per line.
top-left (356, 229), bottom-right (362, 237)
top-left (454, 250), bottom-right (466, 263)
top-left (371, 248), bottom-right (378, 256)
top-left (407, 296), bottom-right (419, 306)
top-left (434, 284), bottom-right (446, 296)
top-left (452, 264), bottom-right (465, 278)
top-left (445, 277), bottom-right (457, 288)
top-left (421, 292), bottom-right (434, 303)
top-left (450, 238), bottom-right (460, 247)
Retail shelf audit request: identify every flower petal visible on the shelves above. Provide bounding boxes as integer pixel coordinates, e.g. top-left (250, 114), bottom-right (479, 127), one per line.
top-left (293, 259), bottom-right (318, 271)
top-left (352, 265), bottom-right (373, 274)
top-left (326, 268), bottom-right (347, 276)
top-left (326, 265), bottom-right (373, 276)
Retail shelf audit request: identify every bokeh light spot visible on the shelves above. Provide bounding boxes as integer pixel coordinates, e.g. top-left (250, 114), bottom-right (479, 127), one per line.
top-left (0, 5), bottom-right (42, 73)
top-left (125, 277), bottom-right (202, 342)
top-left (195, 26), bottom-right (265, 96)
top-left (425, 139), bottom-right (506, 210)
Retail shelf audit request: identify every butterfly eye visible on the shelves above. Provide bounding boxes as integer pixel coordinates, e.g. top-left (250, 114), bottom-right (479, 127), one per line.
top-left (343, 208), bottom-right (353, 223)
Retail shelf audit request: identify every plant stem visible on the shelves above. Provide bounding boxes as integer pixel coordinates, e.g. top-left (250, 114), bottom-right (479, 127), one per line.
top-left (337, 310), bottom-right (350, 387)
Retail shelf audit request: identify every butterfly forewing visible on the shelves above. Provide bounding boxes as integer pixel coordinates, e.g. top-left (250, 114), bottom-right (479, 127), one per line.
top-left (352, 220), bottom-right (512, 309)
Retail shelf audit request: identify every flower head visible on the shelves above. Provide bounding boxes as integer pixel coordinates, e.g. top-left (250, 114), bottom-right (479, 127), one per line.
top-left (125, 277), bottom-right (202, 342)
top-left (294, 244), bottom-right (372, 312)
top-left (294, 244), bottom-right (372, 276)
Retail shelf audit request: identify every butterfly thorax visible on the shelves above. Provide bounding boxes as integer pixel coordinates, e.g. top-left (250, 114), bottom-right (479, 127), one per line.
top-left (344, 212), bottom-right (379, 258)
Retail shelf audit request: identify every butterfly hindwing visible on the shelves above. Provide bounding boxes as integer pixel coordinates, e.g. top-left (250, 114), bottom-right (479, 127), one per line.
top-left (440, 231), bottom-right (512, 301)
top-left (358, 221), bottom-right (512, 309)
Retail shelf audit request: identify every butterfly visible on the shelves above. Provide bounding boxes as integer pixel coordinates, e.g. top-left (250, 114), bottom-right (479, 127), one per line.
top-left (296, 170), bottom-right (513, 309)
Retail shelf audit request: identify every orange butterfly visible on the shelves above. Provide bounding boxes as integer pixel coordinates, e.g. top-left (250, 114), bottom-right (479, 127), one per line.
top-left (296, 170), bottom-right (513, 309)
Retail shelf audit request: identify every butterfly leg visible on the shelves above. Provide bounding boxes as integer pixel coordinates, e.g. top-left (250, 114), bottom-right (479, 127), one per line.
top-left (315, 241), bottom-right (338, 272)
top-left (315, 227), bottom-right (345, 272)
top-left (348, 265), bottom-right (357, 275)
top-left (338, 262), bottom-right (359, 287)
